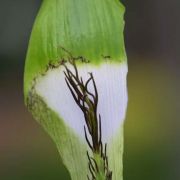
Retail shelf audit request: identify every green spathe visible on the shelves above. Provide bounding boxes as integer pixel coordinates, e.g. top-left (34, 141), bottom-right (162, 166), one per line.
top-left (24, 0), bottom-right (126, 98)
top-left (24, 0), bottom-right (127, 179)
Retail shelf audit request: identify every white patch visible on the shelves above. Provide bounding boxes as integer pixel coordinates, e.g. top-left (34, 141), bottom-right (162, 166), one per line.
top-left (35, 62), bottom-right (128, 143)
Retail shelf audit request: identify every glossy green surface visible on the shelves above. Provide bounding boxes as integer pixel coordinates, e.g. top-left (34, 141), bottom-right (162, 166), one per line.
top-left (24, 0), bottom-right (126, 97)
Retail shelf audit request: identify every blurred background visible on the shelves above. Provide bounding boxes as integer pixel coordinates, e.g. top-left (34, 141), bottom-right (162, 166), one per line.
top-left (0, 0), bottom-right (179, 179)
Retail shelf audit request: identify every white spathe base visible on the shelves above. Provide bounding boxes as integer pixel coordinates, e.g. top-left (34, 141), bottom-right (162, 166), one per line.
top-left (35, 62), bottom-right (128, 143)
